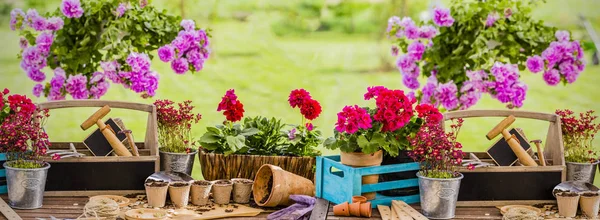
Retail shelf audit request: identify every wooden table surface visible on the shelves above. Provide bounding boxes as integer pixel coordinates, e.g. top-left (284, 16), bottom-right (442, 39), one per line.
top-left (0, 196), bottom-right (504, 220)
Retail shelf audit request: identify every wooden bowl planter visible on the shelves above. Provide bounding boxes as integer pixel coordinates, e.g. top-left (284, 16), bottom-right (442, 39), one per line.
top-left (198, 149), bottom-right (316, 181)
top-left (37, 100), bottom-right (159, 196)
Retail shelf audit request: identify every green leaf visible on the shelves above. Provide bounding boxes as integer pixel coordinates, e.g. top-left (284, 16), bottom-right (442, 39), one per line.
top-left (240, 128), bottom-right (259, 136)
top-left (357, 135), bottom-right (370, 149)
top-left (226, 135), bottom-right (246, 153)
top-left (199, 133), bottom-right (219, 144)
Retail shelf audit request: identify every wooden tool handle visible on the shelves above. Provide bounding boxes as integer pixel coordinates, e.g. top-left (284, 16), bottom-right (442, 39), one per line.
top-left (502, 130), bottom-right (537, 166)
top-left (101, 129), bottom-right (132, 156)
top-left (81, 105), bottom-right (111, 130)
top-left (487, 115), bottom-right (516, 140)
top-left (126, 133), bottom-right (139, 156)
top-left (535, 143), bottom-right (546, 166)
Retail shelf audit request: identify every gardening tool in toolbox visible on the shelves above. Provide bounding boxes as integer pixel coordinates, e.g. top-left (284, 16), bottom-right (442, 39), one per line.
top-left (486, 115), bottom-right (537, 166)
top-left (80, 105), bottom-right (132, 156)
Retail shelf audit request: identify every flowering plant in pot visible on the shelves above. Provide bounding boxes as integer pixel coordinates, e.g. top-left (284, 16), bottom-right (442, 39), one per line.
top-left (0, 88), bottom-right (58, 209)
top-left (10, 0), bottom-right (210, 100)
top-left (556, 109), bottom-right (600, 183)
top-left (154, 99), bottom-right (202, 175)
top-left (282, 89), bottom-right (323, 157)
top-left (324, 86), bottom-right (438, 200)
top-left (407, 115), bottom-right (470, 219)
top-left (387, 0), bottom-right (584, 111)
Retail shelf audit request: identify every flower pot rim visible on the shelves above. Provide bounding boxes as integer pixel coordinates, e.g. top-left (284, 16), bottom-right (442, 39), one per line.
top-left (3, 161), bottom-right (51, 171)
top-left (341, 150), bottom-right (383, 156)
top-left (159, 148), bottom-right (198, 155)
top-left (198, 149), bottom-right (314, 158)
top-left (213, 179), bottom-right (233, 185)
top-left (168, 181), bottom-right (191, 187)
top-left (192, 180), bottom-right (213, 186)
top-left (416, 171), bottom-right (463, 181)
top-left (566, 160), bottom-right (600, 165)
top-left (232, 178), bottom-right (254, 185)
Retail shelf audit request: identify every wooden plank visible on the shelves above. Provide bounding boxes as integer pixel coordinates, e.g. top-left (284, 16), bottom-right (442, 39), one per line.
top-left (443, 110), bottom-right (558, 122)
top-left (309, 198), bottom-right (329, 220)
top-left (47, 155), bottom-right (158, 163)
top-left (0, 197), bottom-right (21, 220)
top-left (37, 100), bottom-right (154, 112)
top-left (392, 200), bottom-right (427, 220)
top-left (456, 200), bottom-right (555, 207)
top-left (44, 190), bottom-right (144, 197)
top-left (377, 205), bottom-right (392, 220)
top-left (390, 202), bottom-right (412, 220)
top-left (457, 165), bottom-right (564, 172)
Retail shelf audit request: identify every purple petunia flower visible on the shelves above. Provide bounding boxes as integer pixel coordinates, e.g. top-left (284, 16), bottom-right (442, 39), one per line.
top-left (485, 12), bottom-right (498, 27)
top-left (45, 17), bottom-right (64, 31)
top-left (19, 37), bottom-right (28, 49)
top-left (432, 7), bottom-right (454, 27)
top-left (31, 16), bottom-right (47, 31)
top-left (543, 69), bottom-right (560, 86)
top-left (27, 69), bottom-right (46, 82)
top-left (555, 30), bottom-right (570, 42)
top-left (116, 3), bottom-right (128, 17)
top-left (48, 68), bottom-right (66, 100)
top-left (387, 16), bottom-right (401, 34)
top-left (407, 41), bottom-right (426, 61)
top-left (391, 46), bottom-right (399, 56)
top-left (436, 81), bottom-right (459, 110)
top-left (10, 9), bottom-right (25, 31)
top-left (571, 41), bottom-right (584, 59)
top-left (542, 46), bottom-right (561, 67)
top-left (186, 48), bottom-right (204, 71)
top-left (512, 83), bottom-right (527, 108)
top-left (526, 55), bottom-right (545, 73)
top-left (198, 29), bottom-right (209, 47)
top-left (126, 52), bottom-right (151, 73)
top-left (32, 84), bottom-right (44, 97)
top-left (100, 60), bottom-right (122, 84)
top-left (90, 81), bottom-right (110, 99)
top-left (459, 90), bottom-right (480, 110)
top-left (171, 58), bottom-right (189, 74)
top-left (158, 45), bottom-right (175, 62)
top-left (65, 74), bottom-right (89, 99)
top-left (504, 8), bottom-right (512, 18)
top-left (61, 0), bottom-right (84, 18)
top-left (288, 128), bottom-right (296, 140)
top-left (21, 46), bottom-right (46, 70)
top-left (36, 32), bottom-right (54, 55)
top-left (404, 22), bottom-right (420, 40)
top-left (25, 9), bottom-right (39, 27)
top-left (396, 55), bottom-right (417, 75)
top-left (402, 76), bottom-right (420, 90)
top-left (181, 19), bottom-right (195, 31)
top-left (139, 0), bottom-right (148, 8)
top-left (420, 76), bottom-right (438, 105)
top-left (418, 25), bottom-right (438, 39)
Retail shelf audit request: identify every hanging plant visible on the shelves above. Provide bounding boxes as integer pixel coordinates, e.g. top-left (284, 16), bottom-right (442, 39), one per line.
top-left (388, 0), bottom-right (584, 110)
top-left (10, 0), bottom-right (211, 100)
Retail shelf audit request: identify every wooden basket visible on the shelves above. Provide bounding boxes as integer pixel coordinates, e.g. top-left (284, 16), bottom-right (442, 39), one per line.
top-left (198, 149), bottom-right (316, 181)
top-left (443, 110), bottom-right (565, 206)
top-left (37, 100), bottom-right (159, 196)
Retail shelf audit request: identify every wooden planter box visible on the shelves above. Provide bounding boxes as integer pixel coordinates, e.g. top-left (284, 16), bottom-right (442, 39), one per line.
top-left (198, 150), bottom-right (316, 181)
top-left (37, 100), bottom-right (159, 196)
top-left (444, 110), bottom-right (565, 206)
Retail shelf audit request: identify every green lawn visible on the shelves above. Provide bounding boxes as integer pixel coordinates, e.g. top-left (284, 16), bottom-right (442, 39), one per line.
top-left (0, 1), bottom-right (599, 181)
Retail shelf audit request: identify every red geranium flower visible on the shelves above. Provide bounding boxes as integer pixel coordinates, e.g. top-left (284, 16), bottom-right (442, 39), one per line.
top-left (288, 89), bottom-right (311, 108)
top-left (300, 99), bottom-right (321, 120)
top-left (223, 101), bottom-right (244, 122)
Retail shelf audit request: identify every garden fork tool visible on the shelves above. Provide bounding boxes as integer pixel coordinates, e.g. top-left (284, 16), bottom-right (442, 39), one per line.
top-left (81, 105), bottom-right (132, 156)
top-left (486, 115), bottom-right (538, 166)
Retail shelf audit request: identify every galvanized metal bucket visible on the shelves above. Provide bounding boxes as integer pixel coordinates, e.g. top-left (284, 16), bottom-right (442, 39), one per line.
top-left (159, 149), bottom-right (197, 175)
top-left (417, 172), bottom-right (463, 219)
top-left (566, 161), bottom-right (599, 183)
top-left (3, 161), bottom-right (50, 209)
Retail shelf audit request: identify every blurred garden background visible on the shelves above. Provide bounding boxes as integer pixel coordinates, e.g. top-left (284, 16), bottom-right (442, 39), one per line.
top-left (1, 0), bottom-right (599, 180)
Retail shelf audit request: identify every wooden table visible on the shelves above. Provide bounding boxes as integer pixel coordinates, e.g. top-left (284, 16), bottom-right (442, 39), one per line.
top-left (0, 196), bottom-right (503, 220)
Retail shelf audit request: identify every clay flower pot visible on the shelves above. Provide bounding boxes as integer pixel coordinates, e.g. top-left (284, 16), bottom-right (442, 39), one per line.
top-left (212, 179), bottom-right (233, 205)
top-left (340, 150), bottom-right (383, 200)
top-left (253, 164), bottom-right (315, 207)
top-left (556, 192), bottom-right (580, 218)
top-left (168, 181), bottom-right (191, 208)
top-left (349, 202), bottom-right (361, 216)
top-left (190, 180), bottom-right (213, 206)
top-left (333, 202), bottom-right (350, 216)
top-left (580, 192), bottom-right (600, 218)
top-left (232, 178), bottom-right (253, 204)
top-left (144, 181), bottom-right (169, 208)
top-left (360, 202), bottom-right (372, 217)
top-left (352, 196), bottom-right (367, 203)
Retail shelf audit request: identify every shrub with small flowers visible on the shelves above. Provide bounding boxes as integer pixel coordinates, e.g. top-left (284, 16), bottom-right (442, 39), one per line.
top-left (11, 0), bottom-right (210, 100)
top-left (324, 86), bottom-right (442, 157)
top-left (154, 99), bottom-right (202, 153)
top-left (0, 88), bottom-right (58, 169)
top-left (388, 0), bottom-right (581, 110)
top-left (556, 109), bottom-right (600, 163)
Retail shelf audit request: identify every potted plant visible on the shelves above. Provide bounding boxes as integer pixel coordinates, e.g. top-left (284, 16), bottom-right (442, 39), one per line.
top-left (324, 86), bottom-right (429, 200)
top-left (407, 113), bottom-right (470, 219)
top-left (0, 88), bottom-right (57, 209)
top-left (154, 99), bottom-right (202, 175)
top-left (282, 89), bottom-right (323, 158)
top-left (556, 109), bottom-right (600, 183)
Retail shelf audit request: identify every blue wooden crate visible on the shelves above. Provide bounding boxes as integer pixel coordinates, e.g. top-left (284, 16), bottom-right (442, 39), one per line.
top-left (315, 155), bottom-right (420, 208)
top-left (0, 153), bottom-right (7, 194)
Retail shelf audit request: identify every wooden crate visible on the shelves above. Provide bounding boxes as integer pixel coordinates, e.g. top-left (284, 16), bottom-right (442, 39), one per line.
top-left (37, 100), bottom-right (159, 196)
top-left (444, 110), bottom-right (565, 206)
top-left (0, 153), bottom-right (6, 194)
top-left (315, 155), bottom-right (420, 208)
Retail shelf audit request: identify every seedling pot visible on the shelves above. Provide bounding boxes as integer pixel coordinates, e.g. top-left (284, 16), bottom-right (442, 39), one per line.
top-left (232, 178), bottom-right (253, 204)
top-left (190, 180), bottom-right (213, 206)
top-left (168, 181), bottom-right (191, 208)
top-left (212, 179), bottom-right (233, 205)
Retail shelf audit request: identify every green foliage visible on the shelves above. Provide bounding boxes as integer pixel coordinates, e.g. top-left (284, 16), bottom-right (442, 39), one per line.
top-left (5, 152), bottom-right (46, 169)
top-left (199, 122), bottom-right (257, 156)
top-left (419, 170), bottom-right (457, 179)
top-left (282, 124), bottom-right (322, 157)
top-left (242, 116), bottom-right (287, 155)
top-left (323, 107), bottom-right (423, 157)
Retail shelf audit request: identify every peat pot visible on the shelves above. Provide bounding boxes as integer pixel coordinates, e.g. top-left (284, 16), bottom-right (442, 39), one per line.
top-left (417, 172), bottom-right (463, 219)
top-left (159, 149), bottom-right (197, 175)
top-left (566, 161), bottom-right (599, 183)
top-left (4, 161), bottom-right (50, 209)
top-left (340, 150), bottom-right (383, 200)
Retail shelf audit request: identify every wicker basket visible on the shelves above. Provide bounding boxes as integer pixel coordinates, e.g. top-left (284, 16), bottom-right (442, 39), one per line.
top-left (198, 150), bottom-right (316, 181)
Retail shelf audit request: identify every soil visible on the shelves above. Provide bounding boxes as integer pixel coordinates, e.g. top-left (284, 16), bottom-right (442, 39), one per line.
top-left (582, 192), bottom-right (599, 197)
top-left (558, 192), bottom-right (580, 197)
top-left (259, 177), bottom-right (273, 204)
top-left (145, 181), bottom-right (168, 187)
top-left (225, 209), bottom-right (234, 213)
top-left (193, 180), bottom-right (212, 186)
top-left (170, 182), bottom-right (190, 187)
top-left (233, 179), bottom-right (253, 184)
top-left (215, 180), bottom-right (232, 185)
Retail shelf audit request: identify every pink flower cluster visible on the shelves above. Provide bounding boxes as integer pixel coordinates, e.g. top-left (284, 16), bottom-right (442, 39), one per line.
top-left (288, 89), bottom-right (322, 121)
top-left (217, 89), bottom-right (245, 122)
top-left (526, 30), bottom-right (585, 86)
top-left (369, 87), bottom-right (416, 132)
top-left (158, 19), bottom-right (210, 74)
top-left (335, 105), bottom-right (372, 134)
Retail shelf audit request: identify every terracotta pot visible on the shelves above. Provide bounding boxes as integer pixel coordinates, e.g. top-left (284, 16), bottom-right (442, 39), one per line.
top-left (360, 202), bottom-right (372, 217)
top-left (190, 180), bottom-right (213, 206)
top-left (556, 192), bottom-right (580, 218)
top-left (333, 202), bottom-right (350, 216)
top-left (168, 182), bottom-right (191, 208)
top-left (349, 202), bottom-right (361, 216)
top-left (145, 181), bottom-right (169, 208)
top-left (253, 164), bottom-right (315, 207)
top-left (352, 196), bottom-right (367, 203)
top-left (580, 192), bottom-right (600, 218)
top-left (232, 178), bottom-right (253, 204)
top-left (340, 150), bottom-right (383, 200)
top-left (211, 180), bottom-right (233, 205)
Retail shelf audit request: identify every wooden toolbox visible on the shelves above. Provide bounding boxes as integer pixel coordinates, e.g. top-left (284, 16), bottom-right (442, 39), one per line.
top-left (37, 100), bottom-right (159, 196)
top-left (444, 110), bottom-right (565, 206)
